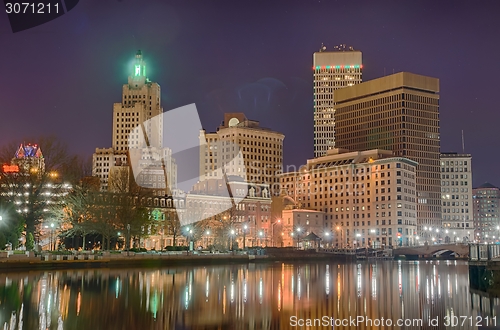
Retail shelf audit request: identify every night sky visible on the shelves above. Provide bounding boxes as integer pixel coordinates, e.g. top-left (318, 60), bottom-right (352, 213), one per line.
top-left (1, 1), bottom-right (499, 187)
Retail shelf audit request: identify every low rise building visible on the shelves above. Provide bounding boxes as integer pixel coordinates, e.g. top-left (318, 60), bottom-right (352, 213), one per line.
top-left (440, 152), bottom-right (473, 242)
top-left (473, 183), bottom-right (500, 243)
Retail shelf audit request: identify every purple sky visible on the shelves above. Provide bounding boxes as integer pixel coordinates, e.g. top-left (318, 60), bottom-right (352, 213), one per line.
top-left (1, 0), bottom-right (499, 187)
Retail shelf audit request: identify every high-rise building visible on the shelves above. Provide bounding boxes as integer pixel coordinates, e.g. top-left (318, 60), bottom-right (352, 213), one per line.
top-left (92, 50), bottom-right (174, 192)
top-left (473, 183), bottom-right (500, 242)
top-left (440, 152), bottom-right (473, 243)
top-left (112, 50), bottom-right (163, 152)
top-left (313, 44), bottom-right (362, 158)
top-left (334, 72), bottom-right (440, 237)
top-left (280, 148), bottom-right (418, 247)
top-left (199, 113), bottom-right (284, 194)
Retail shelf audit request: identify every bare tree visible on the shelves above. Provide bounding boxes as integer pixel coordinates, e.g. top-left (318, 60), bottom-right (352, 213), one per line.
top-left (0, 136), bottom-right (75, 248)
top-left (108, 165), bottom-right (154, 249)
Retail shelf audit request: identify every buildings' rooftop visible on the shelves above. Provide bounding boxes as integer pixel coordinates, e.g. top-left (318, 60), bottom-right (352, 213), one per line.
top-left (306, 148), bottom-right (417, 170)
top-left (334, 72), bottom-right (439, 103)
top-left (440, 152), bottom-right (471, 158)
top-left (15, 144), bottom-right (43, 159)
top-left (205, 112), bottom-right (283, 136)
top-left (474, 182), bottom-right (498, 189)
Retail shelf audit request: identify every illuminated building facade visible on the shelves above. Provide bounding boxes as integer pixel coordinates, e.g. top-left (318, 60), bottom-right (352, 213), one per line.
top-left (333, 72), bottom-right (441, 239)
top-left (199, 113), bottom-right (284, 194)
top-left (0, 144), bottom-right (72, 250)
top-left (11, 143), bottom-right (45, 174)
top-left (186, 178), bottom-right (272, 248)
top-left (440, 152), bottom-right (473, 242)
top-left (281, 209), bottom-right (326, 248)
top-left (313, 44), bottom-right (362, 157)
top-left (280, 148), bottom-right (418, 247)
top-left (473, 183), bottom-right (500, 242)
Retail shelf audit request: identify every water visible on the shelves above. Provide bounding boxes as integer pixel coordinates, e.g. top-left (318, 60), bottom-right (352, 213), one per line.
top-left (0, 260), bottom-right (498, 329)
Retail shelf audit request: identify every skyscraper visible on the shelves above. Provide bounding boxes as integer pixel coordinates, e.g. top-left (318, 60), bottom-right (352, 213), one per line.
top-left (333, 72), bottom-right (441, 237)
top-left (313, 44), bottom-right (362, 158)
top-left (113, 50), bottom-right (163, 152)
top-left (92, 50), bottom-right (174, 192)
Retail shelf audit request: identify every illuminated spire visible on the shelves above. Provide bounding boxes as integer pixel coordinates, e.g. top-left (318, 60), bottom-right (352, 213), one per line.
top-left (133, 50), bottom-right (146, 78)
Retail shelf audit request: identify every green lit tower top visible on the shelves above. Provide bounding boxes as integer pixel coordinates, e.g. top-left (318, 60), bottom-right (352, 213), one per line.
top-left (128, 49), bottom-right (149, 88)
top-left (134, 50), bottom-right (146, 77)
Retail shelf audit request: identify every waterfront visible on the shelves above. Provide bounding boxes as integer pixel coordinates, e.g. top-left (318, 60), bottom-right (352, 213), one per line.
top-left (0, 261), bottom-right (498, 329)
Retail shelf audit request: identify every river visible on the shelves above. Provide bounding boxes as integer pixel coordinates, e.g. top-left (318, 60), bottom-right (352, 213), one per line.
top-left (0, 260), bottom-right (498, 329)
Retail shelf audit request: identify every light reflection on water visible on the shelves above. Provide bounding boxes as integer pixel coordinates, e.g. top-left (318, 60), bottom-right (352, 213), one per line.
top-left (0, 261), bottom-right (498, 329)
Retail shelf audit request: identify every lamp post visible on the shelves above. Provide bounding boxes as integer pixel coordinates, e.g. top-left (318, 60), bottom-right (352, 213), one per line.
top-left (424, 226), bottom-right (431, 245)
top-left (355, 233), bottom-right (361, 250)
top-left (370, 229), bottom-right (376, 248)
top-left (127, 224), bottom-right (131, 256)
top-left (296, 227), bottom-right (302, 249)
top-left (271, 219), bottom-right (281, 247)
top-left (189, 228), bottom-right (193, 251)
top-left (242, 225), bottom-right (248, 250)
top-left (205, 230), bottom-right (210, 249)
top-left (230, 229), bottom-right (236, 251)
top-left (324, 232), bottom-right (330, 248)
top-left (259, 231), bottom-right (264, 247)
top-left (50, 223), bottom-right (55, 250)
top-left (336, 226), bottom-right (343, 249)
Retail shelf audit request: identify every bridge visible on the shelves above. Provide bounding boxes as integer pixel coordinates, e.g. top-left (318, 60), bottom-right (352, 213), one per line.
top-left (393, 243), bottom-right (470, 258)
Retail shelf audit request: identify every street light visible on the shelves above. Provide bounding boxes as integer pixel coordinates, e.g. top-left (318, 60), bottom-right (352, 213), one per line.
top-left (205, 230), bottom-right (210, 249)
top-left (127, 224), bottom-right (131, 256)
top-left (355, 233), bottom-right (361, 249)
top-left (296, 227), bottom-right (302, 249)
top-left (370, 229), bottom-right (376, 248)
top-left (335, 226), bottom-right (343, 248)
top-left (230, 229), bottom-right (235, 251)
top-left (242, 225), bottom-right (248, 250)
top-left (50, 223), bottom-right (55, 251)
top-left (259, 231), bottom-right (264, 247)
top-left (189, 229), bottom-right (193, 251)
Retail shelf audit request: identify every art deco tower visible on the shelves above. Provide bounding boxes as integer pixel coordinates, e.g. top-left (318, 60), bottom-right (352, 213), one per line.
top-left (113, 50), bottom-right (163, 152)
top-left (93, 50), bottom-right (175, 192)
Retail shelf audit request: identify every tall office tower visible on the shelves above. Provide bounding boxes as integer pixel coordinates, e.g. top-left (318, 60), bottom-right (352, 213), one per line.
top-left (199, 113), bottom-right (284, 194)
top-left (93, 50), bottom-right (172, 191)
top-left (313, 44), bottom-right (362, 158)
top-left (440, 153), bottom-right (473, 243)
top-left (473, 183), bottom-right (500, 242)
top-left (113, 50), bottom-right (163, 152)
top-left (334, 72), bottom-right (441, 237)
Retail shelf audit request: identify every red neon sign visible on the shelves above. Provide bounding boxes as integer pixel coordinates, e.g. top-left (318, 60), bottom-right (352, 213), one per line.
top-left (2, 164), bottom-right (19, 173)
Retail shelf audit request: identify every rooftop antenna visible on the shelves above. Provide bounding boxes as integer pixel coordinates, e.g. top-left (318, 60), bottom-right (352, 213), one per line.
top-left (462, 130), bottom-right (465, 153)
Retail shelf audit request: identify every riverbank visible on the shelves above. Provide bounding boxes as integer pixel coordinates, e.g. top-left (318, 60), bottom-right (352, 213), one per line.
top-left (0, 251), bottom-right (357, 272)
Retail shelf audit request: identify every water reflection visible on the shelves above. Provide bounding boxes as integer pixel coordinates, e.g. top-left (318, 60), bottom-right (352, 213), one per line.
top-left (0, 261), bottom-right (498, 329)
